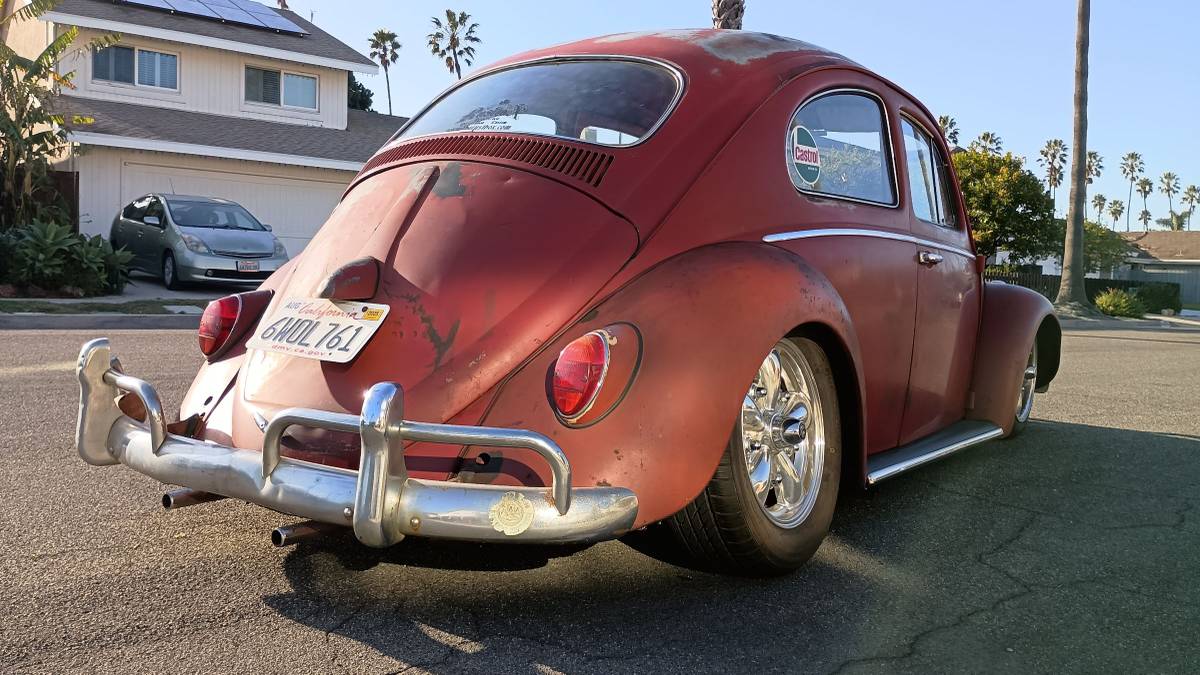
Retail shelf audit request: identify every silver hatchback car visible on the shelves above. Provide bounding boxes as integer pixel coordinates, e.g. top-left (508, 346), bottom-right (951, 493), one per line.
top-left (110, 194), bottom-right (290, 289)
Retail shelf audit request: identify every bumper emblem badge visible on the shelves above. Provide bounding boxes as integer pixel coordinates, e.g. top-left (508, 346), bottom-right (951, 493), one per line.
top-left (489, 491), bottom-right (535, 536)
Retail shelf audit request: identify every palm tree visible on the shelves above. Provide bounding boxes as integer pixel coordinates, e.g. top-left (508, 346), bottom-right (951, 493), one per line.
top-left (1119, 152), bottom-right (1143, 231)
top-left (1091, 193), bottom-right (1106, 222)
top-left (427, 10), bottom-right (481, 80)
top-left (368, 29), bottom-right (401, 115)
top-left (1159, 171), bottom-right (1180, 214)
top-left (937, 115), bottom-right (959, 145)
top-left (1055, 0), bottom-right (1090, 310)
top-left (1135, 177), bottom-right (1154, 223)
top-left (1085, 150), bottom-right (1103, 184)
top-left (1107, 199), bottom-right (1125, 229)
top-left (1138, 209), bottom-right (1152, 229)
top-left (1038, 139), bottom-right (1067, 202)
top-left (969, 131), bottom-right (1002, 155)
top-left (1182, 185), bottom-right (1200, 230)
top-left (712, 0), bottom-right (745, 29)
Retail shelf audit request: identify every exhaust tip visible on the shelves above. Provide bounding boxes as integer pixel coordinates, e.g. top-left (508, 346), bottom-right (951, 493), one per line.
top-left (162, 488), bottom-right (224, 510)
top-left (271, 521), bottom-right (335, 547)
top-left (270, 528), bottom-right (286, 547)
top-left (161, 492), bottom-right (173, 510)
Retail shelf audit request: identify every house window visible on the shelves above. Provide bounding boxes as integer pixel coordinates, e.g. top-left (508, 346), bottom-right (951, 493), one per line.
top-left (93, 46), bottom-right (135, 84)
top-left (245, 66), bottom-right (317, 110)
top-left (137, 50), bottom-right (178, 89)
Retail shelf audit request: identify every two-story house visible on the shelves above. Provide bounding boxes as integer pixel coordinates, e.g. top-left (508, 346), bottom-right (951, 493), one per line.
top-left (10, 0), bottom-right (404, 254)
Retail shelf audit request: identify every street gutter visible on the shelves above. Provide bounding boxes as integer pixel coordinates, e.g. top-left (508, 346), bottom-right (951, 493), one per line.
top-left (0, 314), bottom-right (200, 330)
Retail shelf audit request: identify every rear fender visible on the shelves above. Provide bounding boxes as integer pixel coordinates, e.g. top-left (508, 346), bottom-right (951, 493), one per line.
top-left (472, 242), bottom-right (865, 527)
top-left (967, 282), bottom-right (1061, 434)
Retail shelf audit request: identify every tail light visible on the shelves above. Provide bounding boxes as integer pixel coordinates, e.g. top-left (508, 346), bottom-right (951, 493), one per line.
top-left (551, 330), bottom-right (610, 419)
top-left (198, 290), bottom-right (273, 360)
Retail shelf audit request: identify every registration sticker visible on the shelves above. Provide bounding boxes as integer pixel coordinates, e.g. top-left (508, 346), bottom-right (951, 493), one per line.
top-left (247, 298), bottom-right (391, 363)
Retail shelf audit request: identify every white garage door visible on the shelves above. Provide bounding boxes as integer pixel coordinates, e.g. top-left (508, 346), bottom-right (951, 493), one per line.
top-left (120, 160), bottom-right (351, 256)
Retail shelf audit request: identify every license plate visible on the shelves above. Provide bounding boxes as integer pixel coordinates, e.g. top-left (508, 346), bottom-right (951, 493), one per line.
top-left (237, 260), bottom-right (260, 272)
top-left (247, 298), bottom-right (390, 363)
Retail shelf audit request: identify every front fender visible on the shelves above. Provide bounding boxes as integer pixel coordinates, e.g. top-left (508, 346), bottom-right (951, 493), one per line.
top-left (968, 282), bottom-right (1061, 435)
top-left (472, 242), bottom-right (864, 527)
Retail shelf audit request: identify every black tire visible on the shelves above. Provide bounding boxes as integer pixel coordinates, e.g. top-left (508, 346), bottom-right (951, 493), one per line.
top-left (162, 251), bottom-right (181, 290)
top-left (627, 336), bottom-right (841, 576)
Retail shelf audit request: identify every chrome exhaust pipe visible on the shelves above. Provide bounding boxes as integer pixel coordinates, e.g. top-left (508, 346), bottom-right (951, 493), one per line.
top-left (162, 488), bottom-right (224, 510)
top-left (271, 521), bottom-right (336, 547)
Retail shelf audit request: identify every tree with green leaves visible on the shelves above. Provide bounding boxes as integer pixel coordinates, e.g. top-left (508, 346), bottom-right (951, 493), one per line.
top-left (1119, 152), bottom-right (1143, 231)
top-left (1182, 185), bottom-right (1199, 230)
top-left (937, 115), bottom-right (959, 145)
top-left (712, 0), bottom-right (745, 28)
top-left (1156, 211), bottom-right (1186, 231)
top-left (367, 29), bottom-right (400, 115)
top-left (1135, 177), bottom-right (1153, 225)
top-left (1056, 219), bottom-right (1130, 274)
top-left (347, 73), bottom-right (374, 111)
top-left (1055, 0), bottom-right (1091, 311)
top-left (1159, 171), bottom-right (1180, 214)
top-left (953, 149), bottom-right (1058, 262)
top-left (1085, 150), bottom-right (1103, 184)
top-left (1138, 209), bottom-right (1152, 229)
top-left (1038, 139), bottom-right (1067, 203)
top-left (968, 131), bottom-right (1002, 156)
top-left (1091, 193), bottom-right (1106, 222)
top-left (427, 10), bottom-right (481, 80)
top-left (1107, 199), bottom-right (1125, 229)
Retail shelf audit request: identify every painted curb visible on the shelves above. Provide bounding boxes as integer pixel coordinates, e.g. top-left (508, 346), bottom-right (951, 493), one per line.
top-left (0, 313), bottom-right (201, 330)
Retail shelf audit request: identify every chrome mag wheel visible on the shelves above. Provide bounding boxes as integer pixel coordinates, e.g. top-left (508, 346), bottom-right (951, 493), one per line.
top-left (1016, 343), bottom-right (1038, 423)
top-left (739, 339), bottom-right (825, 529)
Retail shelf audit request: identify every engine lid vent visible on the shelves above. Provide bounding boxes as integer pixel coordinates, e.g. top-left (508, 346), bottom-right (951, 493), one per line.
top-left (359, 134), bottom-right (615, 188)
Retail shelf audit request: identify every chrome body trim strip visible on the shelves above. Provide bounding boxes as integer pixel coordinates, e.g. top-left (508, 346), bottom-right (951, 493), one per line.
top-left (76, 338), bottom-right (638, 546)
top-left (866, 424), bottom-right (1004, 485)
top-left (762, 227), bottom-right (975, 259)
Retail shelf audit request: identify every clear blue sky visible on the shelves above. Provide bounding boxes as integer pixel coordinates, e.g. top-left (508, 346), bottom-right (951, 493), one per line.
top-left (285, 0), bottom-right (1197, 228)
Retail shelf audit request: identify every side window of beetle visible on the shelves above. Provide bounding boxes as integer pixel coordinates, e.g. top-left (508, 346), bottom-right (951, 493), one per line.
top-left (786, 92), bottom-right (895, 205)
top-left (901, 119), bottom-right (958, 228)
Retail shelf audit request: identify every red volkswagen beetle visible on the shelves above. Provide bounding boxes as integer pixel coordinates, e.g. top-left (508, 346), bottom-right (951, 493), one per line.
top-left (76, 30), bottom-right (1060, 575)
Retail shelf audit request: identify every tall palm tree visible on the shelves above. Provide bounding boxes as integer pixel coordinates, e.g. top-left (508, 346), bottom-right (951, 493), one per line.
top-left (712, 0), bottom-right (745, 29)
top-left (1091, 193), bottom-right (1106, 223)
top-left (1119, 152), bottom-right (1143, 231)
top-left (427, 10), bottom-right (481, 80)
top-left (1085, 150), bottom-right (1103, 184)
top-left (1107, 199), bottom-right (1125, 229)
top-left (969, 131), bottom-right (1002, 155)
top-left (1055, 0), bottom-right (1090, 310)
top-left (1138, 209), bottom-right (1152, 229)
top-left (1159, 171), bottom-right (1180, 214)
top-left (1038, 139), bottom-right (1067, 202)
top-left (937, 115), bottom-right (959, 145)
top-left (368, 29), bottom-right (401, 115)
top-left (1135, 177), bottom-right (1154, 223)
top-left (1182, 185), bottom-right (1200, 230)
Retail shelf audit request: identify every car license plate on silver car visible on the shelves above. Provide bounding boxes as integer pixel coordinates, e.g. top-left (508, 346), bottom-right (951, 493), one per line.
top-left (247, 298), bottom-right (390, 363)
top-left (237, 260), bottom-right (260, 272)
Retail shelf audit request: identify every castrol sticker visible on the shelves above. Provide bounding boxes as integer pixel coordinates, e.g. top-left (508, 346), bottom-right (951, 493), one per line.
top-left (790, 125), bottom-right (821, 185)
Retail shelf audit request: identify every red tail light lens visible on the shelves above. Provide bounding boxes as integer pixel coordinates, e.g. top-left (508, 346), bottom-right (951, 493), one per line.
top-left (198, 295), bottom-right (242, 357)
top-left (551, 331), bottom-right (610, 419)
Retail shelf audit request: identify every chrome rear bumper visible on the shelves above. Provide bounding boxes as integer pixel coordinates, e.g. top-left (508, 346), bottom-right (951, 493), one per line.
top-left (75, 338), bottom-right (638, 546)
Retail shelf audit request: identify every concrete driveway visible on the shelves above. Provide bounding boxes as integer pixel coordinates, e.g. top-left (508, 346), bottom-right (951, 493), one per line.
top-left (1, 328), bottom-right (1196, 673)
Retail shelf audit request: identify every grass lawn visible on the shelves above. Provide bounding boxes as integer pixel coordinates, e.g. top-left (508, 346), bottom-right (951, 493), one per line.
top-left (0, 299), bottom-right (209, 314)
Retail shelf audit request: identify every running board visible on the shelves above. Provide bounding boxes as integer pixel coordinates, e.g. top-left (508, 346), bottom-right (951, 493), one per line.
top-left (866, 420), bottom-right (1004, 484)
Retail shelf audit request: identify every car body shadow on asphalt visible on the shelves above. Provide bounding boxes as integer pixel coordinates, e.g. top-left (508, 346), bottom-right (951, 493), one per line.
top-left (259, 419), bottom-right (1200, 674)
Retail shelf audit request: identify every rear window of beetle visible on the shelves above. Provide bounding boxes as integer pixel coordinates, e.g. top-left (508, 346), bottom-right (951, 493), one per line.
top-left (396, 59), bottom-right (680, 147)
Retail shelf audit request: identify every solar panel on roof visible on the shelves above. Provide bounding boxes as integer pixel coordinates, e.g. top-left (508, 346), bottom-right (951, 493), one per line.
top-left (116, 0), bottom-right (309, 35)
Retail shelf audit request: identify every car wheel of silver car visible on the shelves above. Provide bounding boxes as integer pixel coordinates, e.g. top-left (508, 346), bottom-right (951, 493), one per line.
top-left (652, 335), bottom-right (841, 576)
top-left (1008, 342), bottom-right (1038, 437)
top-left (162, 252), bottom-right (181, 290)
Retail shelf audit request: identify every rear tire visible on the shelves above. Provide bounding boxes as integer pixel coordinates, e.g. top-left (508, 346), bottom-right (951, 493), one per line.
top-left (629, 336), bottom-right (841, 576)
top-left (1007, 342), bottom-right (1038, 438)
top-left (162, 251), bottom-right (181, 290)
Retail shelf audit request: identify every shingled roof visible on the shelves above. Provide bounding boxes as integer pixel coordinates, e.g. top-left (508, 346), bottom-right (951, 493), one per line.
top-left (48, 0), bottom-right (375, 70)
top-left (60, 95), bottom-right (405, 167)
top-left (1121, 231), bottom-right (1200, 263)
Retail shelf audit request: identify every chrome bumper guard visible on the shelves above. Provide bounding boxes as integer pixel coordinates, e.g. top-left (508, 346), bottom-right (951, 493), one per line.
top-left (75, 338), bottom-right (638, 546)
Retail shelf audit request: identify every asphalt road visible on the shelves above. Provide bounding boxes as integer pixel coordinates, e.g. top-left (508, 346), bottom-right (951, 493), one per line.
top-left (1, 327), bottom-right (1197, 673)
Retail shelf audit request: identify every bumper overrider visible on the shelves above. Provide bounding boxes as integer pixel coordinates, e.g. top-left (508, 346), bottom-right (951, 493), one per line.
top-left (75, 338), bottom-right (639, 546)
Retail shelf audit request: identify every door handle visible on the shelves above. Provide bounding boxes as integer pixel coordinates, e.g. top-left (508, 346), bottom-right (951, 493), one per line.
top-left (918, 251), bottom-right (944, 266)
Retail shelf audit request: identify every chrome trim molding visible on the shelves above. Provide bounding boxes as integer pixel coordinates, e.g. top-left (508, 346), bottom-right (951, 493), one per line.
top-left (762, 228), bottom-right (976, 259)
top-left (386, 55), bottom-right (686, 151)
top-left (866, 424), bottom-right (1004, 485)
top-left (75, 338), bottom-right (638, 546)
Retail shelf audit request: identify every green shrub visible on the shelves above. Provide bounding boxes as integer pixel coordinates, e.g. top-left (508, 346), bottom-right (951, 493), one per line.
top-left (1132, 283), bottom-right (1182, 314)
top-left (4, 222), bottom-right (133, 296)
top-left (14, 219), bottom-right (76, 290)
top-left (1094, 288), bottom-right (1146, 318)
top-left (0, 229), bottom-right (19, 285)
